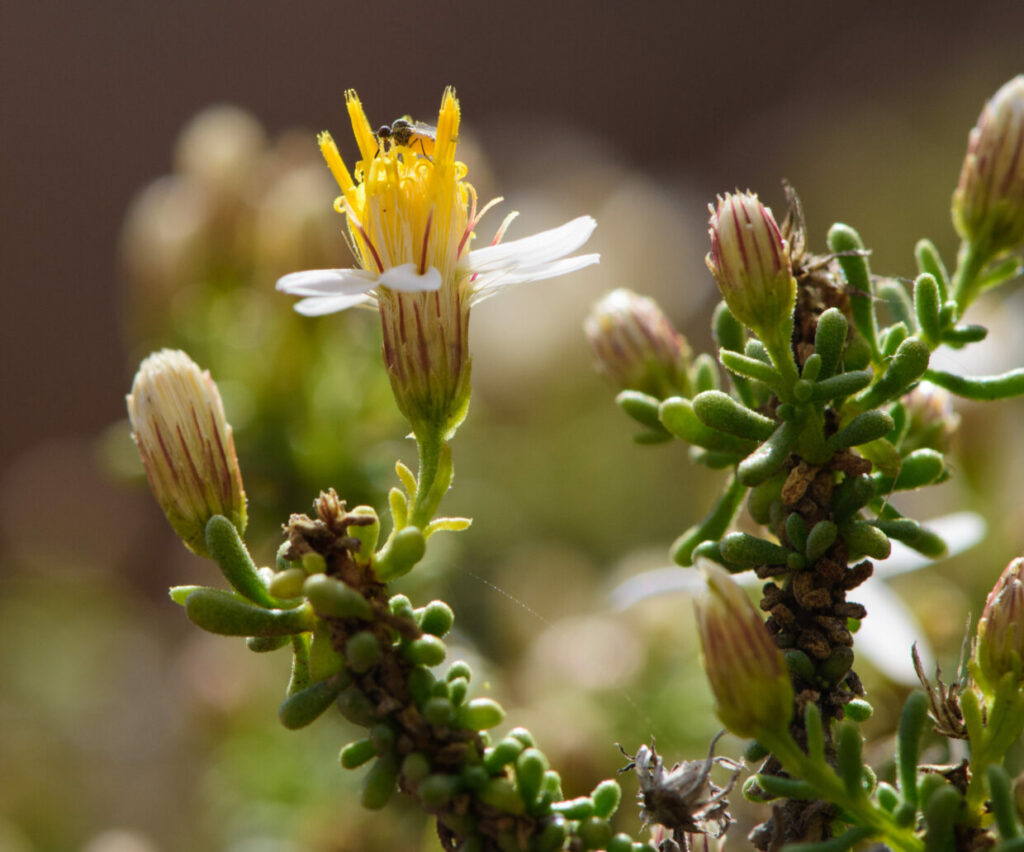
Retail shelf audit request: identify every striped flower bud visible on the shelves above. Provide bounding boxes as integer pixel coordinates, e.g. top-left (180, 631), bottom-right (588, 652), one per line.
top-left (585, 288), bottom-right (692, 398)
top-left (693, 558), bottom-right (793, 738)
top-left (127, 349), bottom-right (246, 557)
top-left (975, 557), bottom-right (1024, 692)
top-left (706, 192), bottom-right (796, 338)
top-left (952, 76), bottom-right (1024, 257)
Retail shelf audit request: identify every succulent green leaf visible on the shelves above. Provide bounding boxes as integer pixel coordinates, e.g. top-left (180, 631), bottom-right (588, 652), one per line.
top-left (895, 691), bottom-right (928, 817)
top-left (826, 410), bottom-right (895, 454)
top-left (915, 239), bottom-right (950, 300)
top-left (810, 370), bottom-right (872, 402)
top-left (923, 785), bottom-right (962, 852)
top-left (278, 675), bottom-right (346, 729)
top-left (737, 420), bottom-right (799, 486)
top-left (941, 324), bottom-right (988, 347)
top-left (693, 353), bottom-right (721, 393)
top-left (805, 520), bottom-right (839, 562)
top-left (857, 337), bottom-right (931, 407)
top-left (720, 532), bottom-right (790, 566)
top-left (457, 697), bottom-right (506, 730)
top-left (692, 390), bottom-right (776, 440)
top-left (184, 588), bottom-right (313, 636)
top-left (914, 274), bottom-right (943, 346)
top-left (828, 223), bottom-right (879, 357)
top-left (340, 738), bottom-right (377, 769)
top-left (925, 367), bottom-right (1024, 400)
top-left (988, 765), bottom-right (1022, 839)
top-left (303, 574), bottom-right (373, 619)
top-left (814, 308), bottom-right (849, 380)
top-left (361, 756), bottom-right (399, 810)
top-left (616, 390), bottom-right (665, 431)
top-left (840, 521), bottom-right (891, 560)
top-left (659, 396), bottom-right (759, 455)
top-left (836, 722), bottom-right (865, 799)
top-left (719, 348), bottom-right (784, 389)
top-left (754, 773), bottom-right (819, 801)
top-left (205, 515), bottom-right (279, 608)
top-left (591, 779), bottom-right (622, 819)
top-left (374, 526), bottom-right (427, 580)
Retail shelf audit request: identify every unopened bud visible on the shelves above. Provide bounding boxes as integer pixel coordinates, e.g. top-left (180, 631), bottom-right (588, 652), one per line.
top-left (975, 557), bottom-right (1024, 691)
top-left (952, 76), bottom-right (1024, 258)
top-left (584, 288), bottom-right (691, 398)
top-left (127, 349), bottom-right (246, 557)
top-left (902, 384), bottom-right (960, 455)
top-left (706, 192), bottom-right (796, 337)
top-left (693, 558), bottom-right (793, 738)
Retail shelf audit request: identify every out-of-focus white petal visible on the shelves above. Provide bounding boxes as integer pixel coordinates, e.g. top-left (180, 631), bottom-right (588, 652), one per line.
top-left (471, 254), bottom-right (601, 304)
top-left (854, 581), bottom-right (933, 685)
top-left (465, 215), bottom-right (597, 274)
top-left (294, 293), bottom-right (374, 316)
top-left (609, 565), bottom-right (704, 611)
top-left (275, 267), bottom-right (378, 296)
top-left (874, 512), bottom-right (987, 580)
top-left (378, 263), bottom-right (443, 293)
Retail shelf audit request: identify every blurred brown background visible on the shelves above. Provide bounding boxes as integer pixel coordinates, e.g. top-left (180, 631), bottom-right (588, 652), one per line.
top-left (3, 2), bottom-right (1024, 850)
top-left (3, 0), bottom-right (1023, 470)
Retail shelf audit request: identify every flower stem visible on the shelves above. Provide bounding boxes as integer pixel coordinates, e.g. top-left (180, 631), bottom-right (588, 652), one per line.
top-left (759, 728), bottom-right (925, 852)
top-left (409, 427), bottom-right (451, 529)
top-left (951, 241), bottom-right (988, 315)
top-left (760, 322), bottom-right (799, 401)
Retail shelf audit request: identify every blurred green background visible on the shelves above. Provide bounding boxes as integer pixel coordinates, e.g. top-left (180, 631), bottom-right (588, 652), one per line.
top-left (3, 2), bottom-right (1024, 849)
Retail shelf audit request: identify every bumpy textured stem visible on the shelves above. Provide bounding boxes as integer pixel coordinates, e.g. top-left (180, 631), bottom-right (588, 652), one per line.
top-left (282, 493), bottom-right (641, 852)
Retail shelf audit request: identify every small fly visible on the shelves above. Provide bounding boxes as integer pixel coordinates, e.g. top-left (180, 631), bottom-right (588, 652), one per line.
top-left (375, 116), bottom-right (437, 159)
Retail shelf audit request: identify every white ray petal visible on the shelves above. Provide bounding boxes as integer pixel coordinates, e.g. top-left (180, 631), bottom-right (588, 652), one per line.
top-left (609, 566), bottom-right (705, 611)
top-left (466, 216), bottom-right (597, 274)
top-left (294, 293), bottom-right (374, 316)
top-left (378, 263), bottom-right (443, 293)
top-left (276, 268), bottom-right (378, 296)
top-left (853, 581), bottom-right (933, 685)
top-left (471, 254), bottom-right (601, 304)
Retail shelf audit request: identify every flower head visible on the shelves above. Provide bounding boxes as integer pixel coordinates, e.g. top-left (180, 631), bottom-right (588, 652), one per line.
top-left (276, 88), bottom-right (598, 439)
top-left (952, 76), bottom-right (1024, 258)
top-left (127, 349), bottom-right (246, 557)
top-left (974, 556), bottom-right (1024, 692)
top-left (585, 288), bottom-right (692, 398)
top-left (706, 192), bottom-right (796, 338)
top-left (693, 558), bottom-right (793, 739)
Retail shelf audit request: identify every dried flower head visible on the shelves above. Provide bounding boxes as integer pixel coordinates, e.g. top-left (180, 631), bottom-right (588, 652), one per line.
top-left (694, 559), bottom-right (794, 739)
top-left (706, 192), bottom-right (796, 338)
top-left (585, 288), bottom-right (692, 398)
top-left (277, 87), bottom-right (598, 440)
top-left (619, 732), bottom-right (741, 842)
top-left (127, 349), bottom-right (246, 557)
top-left (952, 76), bottom-right (1024, 258)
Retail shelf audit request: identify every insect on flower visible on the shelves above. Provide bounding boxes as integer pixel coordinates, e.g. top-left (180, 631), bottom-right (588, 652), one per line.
top-left (375, 116), bottom-right (437, 158)
top-left (618, 732), bottom-right (742, 845)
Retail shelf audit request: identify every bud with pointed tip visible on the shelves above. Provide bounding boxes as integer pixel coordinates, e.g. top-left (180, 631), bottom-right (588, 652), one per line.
top-left (127, 349), bottom-right (246, 556)
top-left (953, 76), bottom-right (1024, 258)
top-left (706, 192), bottom-right (796, 338)
top-left (974, 557), bottom-right (1024, 692)
top-left (693, 558), bottom-right (793, 738)
top-left (585, 288), bottom-right (692, 398)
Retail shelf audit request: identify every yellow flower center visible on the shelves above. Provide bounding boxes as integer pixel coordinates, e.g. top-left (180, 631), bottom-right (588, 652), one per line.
top-left (317, 88), bottom-right (476, 282)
